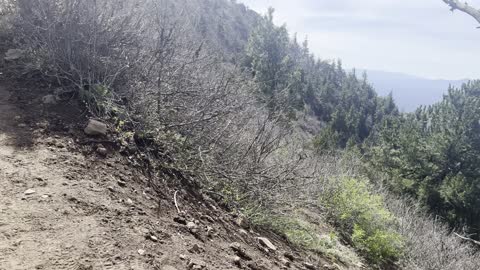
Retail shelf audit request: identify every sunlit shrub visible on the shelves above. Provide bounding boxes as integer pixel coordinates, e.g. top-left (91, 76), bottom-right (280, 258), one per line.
top-left (323, 177), bottom-right (404, 264)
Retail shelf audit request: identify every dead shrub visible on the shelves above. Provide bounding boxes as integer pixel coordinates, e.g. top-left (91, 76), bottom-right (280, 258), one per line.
top-left (0, 0), bottom-right (15, 32)
top-left (13, 0), bottom-right (146, 115)
top-left (384, 193), bottom-right (480, 270)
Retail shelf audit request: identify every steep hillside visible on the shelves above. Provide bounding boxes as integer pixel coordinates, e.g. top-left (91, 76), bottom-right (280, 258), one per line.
top-left (0, 61), bottom-right (351, 270)
top-left (2, 0), bottom-right (480, 269)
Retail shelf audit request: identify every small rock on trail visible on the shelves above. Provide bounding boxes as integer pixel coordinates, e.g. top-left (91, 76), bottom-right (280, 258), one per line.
top-left (188, 258), bottom-right (206, 269)
top-left (230, 242), bottom-right (253, 261)
top-left (303, 262), bottom-right (317, 270)
top-left (187, 221), bottom-right (200, 234)
top-left (257, 237), bottom-right (277, 251)
top-left (24, 189), bottom-right (36, 195)
top-left (96, 145), bottom-right (108, 156)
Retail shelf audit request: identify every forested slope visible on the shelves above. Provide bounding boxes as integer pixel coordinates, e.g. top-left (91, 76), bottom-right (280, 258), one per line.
top-left (368, 81), bottom-right (480, 236)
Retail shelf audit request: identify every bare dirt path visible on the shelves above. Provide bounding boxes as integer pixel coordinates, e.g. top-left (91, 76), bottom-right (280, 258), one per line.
top-left (0, 83), bottom-right (133, 269)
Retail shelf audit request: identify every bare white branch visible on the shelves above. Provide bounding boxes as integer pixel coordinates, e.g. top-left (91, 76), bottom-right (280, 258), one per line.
top-left (443, 0), bottom-right (480, 25)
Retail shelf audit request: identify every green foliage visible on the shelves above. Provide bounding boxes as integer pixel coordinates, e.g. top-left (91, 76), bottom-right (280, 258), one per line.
top-left (244, 207), bottom-right (362, 265)
top-left (323, 178), bottom-right (404, 264)
top-left (246, 11), bottom-right (398, 147)
top-left (368, 81), bottom-right (480, 235)
top-left (192, 0), bottom-right (258, 56)
top-left (351, 225), bottom-right (403, 265)
top-left (246, 8), bottom-right (296, 111)
top-left (79, 83), bottom-right (118, 117)
top-left (313, 126), bottom-right (341, 152)
top-left (247, 211), bottom-right (331, 252)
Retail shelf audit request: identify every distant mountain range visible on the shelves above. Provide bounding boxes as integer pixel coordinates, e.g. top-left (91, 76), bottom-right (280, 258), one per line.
top-left (360, 70), bottom-right (468, 112)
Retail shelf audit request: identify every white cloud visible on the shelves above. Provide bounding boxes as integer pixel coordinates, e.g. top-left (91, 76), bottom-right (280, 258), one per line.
top-left (239, 0), bottom-right (480, 79)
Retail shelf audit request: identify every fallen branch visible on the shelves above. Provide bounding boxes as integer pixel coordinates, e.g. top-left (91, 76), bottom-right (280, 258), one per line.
top-left (174, 190), bottom-right (181, 214)
top-left (454, 232), bottom-right (480, 246)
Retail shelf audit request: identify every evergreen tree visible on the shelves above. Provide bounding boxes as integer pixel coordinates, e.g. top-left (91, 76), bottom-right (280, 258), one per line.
top-left (369, 81), bottom-right (480, 235)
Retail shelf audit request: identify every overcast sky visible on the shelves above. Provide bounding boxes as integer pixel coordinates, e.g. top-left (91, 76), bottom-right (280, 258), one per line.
top-left (239, 0), bottom-right (480, 80)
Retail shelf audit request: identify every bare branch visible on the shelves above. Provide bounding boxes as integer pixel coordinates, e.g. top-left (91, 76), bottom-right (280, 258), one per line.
top-left (454, 232), bottom-right (480, 246)
top-left (174, 190), bottom-right (181, 214)
top-left (443, 0), bottom-right (480, 25)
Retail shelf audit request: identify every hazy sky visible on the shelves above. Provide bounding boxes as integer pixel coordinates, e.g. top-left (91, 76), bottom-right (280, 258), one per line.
top-left (239, 0), bottom-right (480, 80)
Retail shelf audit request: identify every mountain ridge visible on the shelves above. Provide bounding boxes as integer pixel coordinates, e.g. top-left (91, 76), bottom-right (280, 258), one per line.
top-left (358, 69), bottom-right (468, 112)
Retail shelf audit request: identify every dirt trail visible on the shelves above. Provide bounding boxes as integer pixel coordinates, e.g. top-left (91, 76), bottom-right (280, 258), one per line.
top-left (0, 78), bottom-right (339, 270)
top-left (0, 83), bottom-right (135, 269)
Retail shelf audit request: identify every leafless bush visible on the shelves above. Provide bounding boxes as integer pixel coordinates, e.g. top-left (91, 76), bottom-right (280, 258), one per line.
top-left (0, 0), bottom-right (15, 15)
top-left (120, 0), bottom-right (313, 212)
top-left (12, 0), bottom-right (302, 203)
top-left (0, 0), bottom-right (15, 31)
top-left (14, 0), bottom-right (146, 115)
top-left (383, 193), bottom-right (480, 270)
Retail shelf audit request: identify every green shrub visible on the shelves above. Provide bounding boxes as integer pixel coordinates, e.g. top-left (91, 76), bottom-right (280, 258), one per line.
top-left (245, 207), bottom-right (327, 251)
top-left (323, 178), bottom-right (404, 264)
top-left (243, 207), bottom-right (363, 266)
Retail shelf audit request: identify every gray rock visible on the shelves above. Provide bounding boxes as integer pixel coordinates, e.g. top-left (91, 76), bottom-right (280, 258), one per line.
top-left (230, 242), bottom-right (252, 260)
top-left (280, 258), bottom-right (290, 267)
top-left (24, 189), bottom-right (36, 195)
top-left (303, 262), bottom-right (316, 270)
top-left (206, 226), bottom-right (214, 237)
top-left (117, 180), bottom-right (127, 187)
top-left (137, 249), bottom-right (145, 256)
top-left (233, 256), bottom-right (242, 266)
top-left (96, 146), bottom-right (108, 156)
top-left (257, 237), bottom-right (277, 251)
top-left (84, 119), bottom-right (107, 136)
top-left (188, 258), bottom-right (206, 269)
top-left (146, 234), bottom-right (158, 242)
top-left (188, 243), bottom-right (204, 253)
top-left (173, 215), bottom-right (187, 225)
top-left (187, 221), bottom-right (199, 234)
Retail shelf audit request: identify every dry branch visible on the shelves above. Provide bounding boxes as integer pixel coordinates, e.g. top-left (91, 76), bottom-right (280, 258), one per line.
top-left (454, 232), bottom-right (480, 246)
top-left (174, 190), bottom-right (181, 214)
top-left (443, 0), bottom-right (480, 25)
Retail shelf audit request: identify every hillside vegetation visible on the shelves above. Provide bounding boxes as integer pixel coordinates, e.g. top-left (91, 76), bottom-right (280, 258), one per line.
top-left (1, 0), bottom-right (480, 269)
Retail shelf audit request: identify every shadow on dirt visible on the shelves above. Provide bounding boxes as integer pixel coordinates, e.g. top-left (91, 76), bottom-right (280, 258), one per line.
top-left (0, 82), bottom-right (36, 149)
